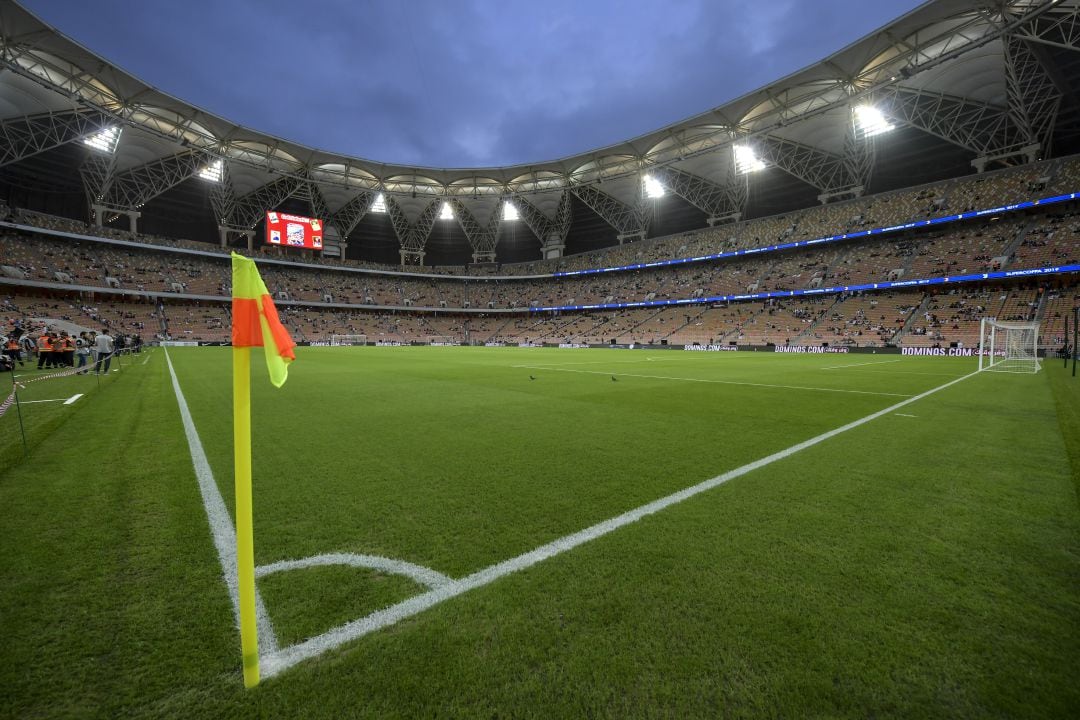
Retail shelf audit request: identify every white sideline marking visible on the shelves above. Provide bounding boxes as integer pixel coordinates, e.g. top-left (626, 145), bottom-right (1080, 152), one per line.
top-left (259, 369), bottom-right (981, 679)
top-left (163, 348), bottom-right (279, 655)
top-left (821, 359), bottom-right (903, 370)
top-left (895, 413), bottom-right (917, 418)
top-left (64, 393), bottom-right (83, 405)
top-left (513, 365), bottom-right (910, 398)
top-left (141, 353), bottom-right (152, 365)
top-left (257, 553), bottom-right (453, 589)
top-left (20, 398), bottom-right (65, 404)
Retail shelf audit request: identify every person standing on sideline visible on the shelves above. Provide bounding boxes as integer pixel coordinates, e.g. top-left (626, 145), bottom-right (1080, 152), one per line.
top-left (36, 330), bottom-right (52, 369)
top-left (59, 331), bottom-right (75, 367)
top-left (94, 329), bottom-right (114, 374)
top-left (20, 332), bottom-right (35, 365)
top-left (4, 330), bottom-right (23, 366)
top-left (47, 332), bottom-right (60, 368)
top-left (48, 331), bottom-right (60, 368)
top-left (76, 331), bottom-right (91, 374)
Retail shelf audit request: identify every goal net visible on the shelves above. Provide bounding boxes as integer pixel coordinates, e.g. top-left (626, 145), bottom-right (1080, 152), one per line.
top-left (329, 334), bottom-right (367, 346)
top-left (978, 319), bottom-right (1040, 373)
top-left (428, 335), bottom-right (458, 346)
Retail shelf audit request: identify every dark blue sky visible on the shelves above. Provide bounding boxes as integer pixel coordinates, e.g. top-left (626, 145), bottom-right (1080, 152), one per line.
top-left (23, 0), bottom-right (925, 168)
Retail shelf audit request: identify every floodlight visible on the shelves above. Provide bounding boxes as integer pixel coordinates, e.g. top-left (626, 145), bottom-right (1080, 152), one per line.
top-left (83, 125), bottom-right (121, 154)
top-left (502, 200), bottom-right (520, 221)
top-left (734, 145), bottom-right (765, 174)
top-left (854, 105), bottom-right (894, 138)
top-left (643, 174), bottom-right (665, 198)
top-left (197, 159), bottom-right (222, 183)
top-left (439, 201), bottom-right (454, 220)
top-left (370, 192), bottom-right (387, 213)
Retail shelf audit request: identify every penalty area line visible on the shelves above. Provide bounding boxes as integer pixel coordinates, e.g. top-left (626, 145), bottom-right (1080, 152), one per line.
top-left (260, 368), bottom-right (980, 679)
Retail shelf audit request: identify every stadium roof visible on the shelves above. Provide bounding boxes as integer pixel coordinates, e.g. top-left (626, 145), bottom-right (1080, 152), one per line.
top-left (1, 0), bottom-right (1079, 264)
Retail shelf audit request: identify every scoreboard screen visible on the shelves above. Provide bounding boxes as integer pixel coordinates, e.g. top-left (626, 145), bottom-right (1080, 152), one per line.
top-left (265, 211), bottom-right (323, 251)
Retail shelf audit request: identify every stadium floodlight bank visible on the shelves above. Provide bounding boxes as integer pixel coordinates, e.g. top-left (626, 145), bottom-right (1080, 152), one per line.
top-left (978, 319), bottom-right (1041, 373)
top-left (330, 334), bottom-right (367, 346)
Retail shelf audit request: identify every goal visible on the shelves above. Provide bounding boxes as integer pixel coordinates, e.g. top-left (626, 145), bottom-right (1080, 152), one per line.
top-left (427, 335), bottom-right (458, 346)
top-left (978, 318), bottom-right (1040, 373)
top-left (329, 334), bottom-right (367, 346)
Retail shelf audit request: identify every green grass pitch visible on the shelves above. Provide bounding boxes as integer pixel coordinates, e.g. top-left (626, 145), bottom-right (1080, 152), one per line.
top-left (1, 346), bottom-right (1078, 718)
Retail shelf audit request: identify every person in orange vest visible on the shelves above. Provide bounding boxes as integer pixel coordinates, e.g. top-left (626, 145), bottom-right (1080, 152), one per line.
top-left (4, 331), bottom-right (23, 367)
top-left (59, 331), bottom-right (74, 367)
top-left (49, 332), bottom-right (60, 368)
top-left (36, 331), bottom-right (53, 369)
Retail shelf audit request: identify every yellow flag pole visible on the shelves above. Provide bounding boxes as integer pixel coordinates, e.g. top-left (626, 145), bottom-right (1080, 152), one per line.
top-left (233, 345), bottom-right (260, 688)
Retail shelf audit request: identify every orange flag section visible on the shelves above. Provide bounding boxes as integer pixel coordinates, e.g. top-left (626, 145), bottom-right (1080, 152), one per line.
top-left (231, 252), bottom-right (296, 387)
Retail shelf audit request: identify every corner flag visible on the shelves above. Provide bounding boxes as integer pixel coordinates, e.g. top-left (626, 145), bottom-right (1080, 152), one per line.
top-left (230, 252), bottom-right (295, 687)
top-left (232, 253), bottom-right (296, 387)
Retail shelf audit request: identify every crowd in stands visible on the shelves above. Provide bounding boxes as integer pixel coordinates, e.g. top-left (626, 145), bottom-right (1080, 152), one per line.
top-left (3, 155), bottom-right (1078, 280)
top-left (1013, 208), bottom-right (1080, 268)
top-left (3, 279), bottom-right (1075, 350)
top-left (491, 155), bottom-right (1073, 276)
top-left (797, 294), bottom-right (918, 347)
top-left (1041, 287), bottom-right (1079, 349)
top-left (2, 155), bottom-right (1079, 349)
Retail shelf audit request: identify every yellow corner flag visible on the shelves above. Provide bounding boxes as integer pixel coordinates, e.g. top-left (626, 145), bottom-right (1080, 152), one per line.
top-left (232, 253), bottom-right (296, 387)
top-left (231, 253), bottom-right (296, 687)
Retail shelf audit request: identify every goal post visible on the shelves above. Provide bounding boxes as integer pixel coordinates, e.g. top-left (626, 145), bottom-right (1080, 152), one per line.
top-left (427, 335), bottom-right (458, 346)
top-left (329, 334), bottom-right (367, 346)
top-left (978, 318), bottom-right (1040, 373)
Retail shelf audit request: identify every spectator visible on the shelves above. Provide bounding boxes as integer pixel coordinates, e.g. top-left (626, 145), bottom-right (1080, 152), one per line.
top-left (94, 329), bottom-right (114, 374)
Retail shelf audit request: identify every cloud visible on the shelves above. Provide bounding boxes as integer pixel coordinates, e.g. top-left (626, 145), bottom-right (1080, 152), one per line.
top-left (21, 0), bottom-right (925, 167)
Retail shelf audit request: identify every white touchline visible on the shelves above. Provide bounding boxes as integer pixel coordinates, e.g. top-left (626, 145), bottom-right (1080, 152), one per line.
top-left (163, 348), bottom-right (279, 655)
top-left (64, 393), bottom-right (83, 405)
top-left (257, 368), bottom-right (981, 679)
top-left (513, 365), bottom-right (910, 398)
top-left (20, 398), bottom-right (65, 404)
top-left (821, 359), bottom-right (903, 370)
